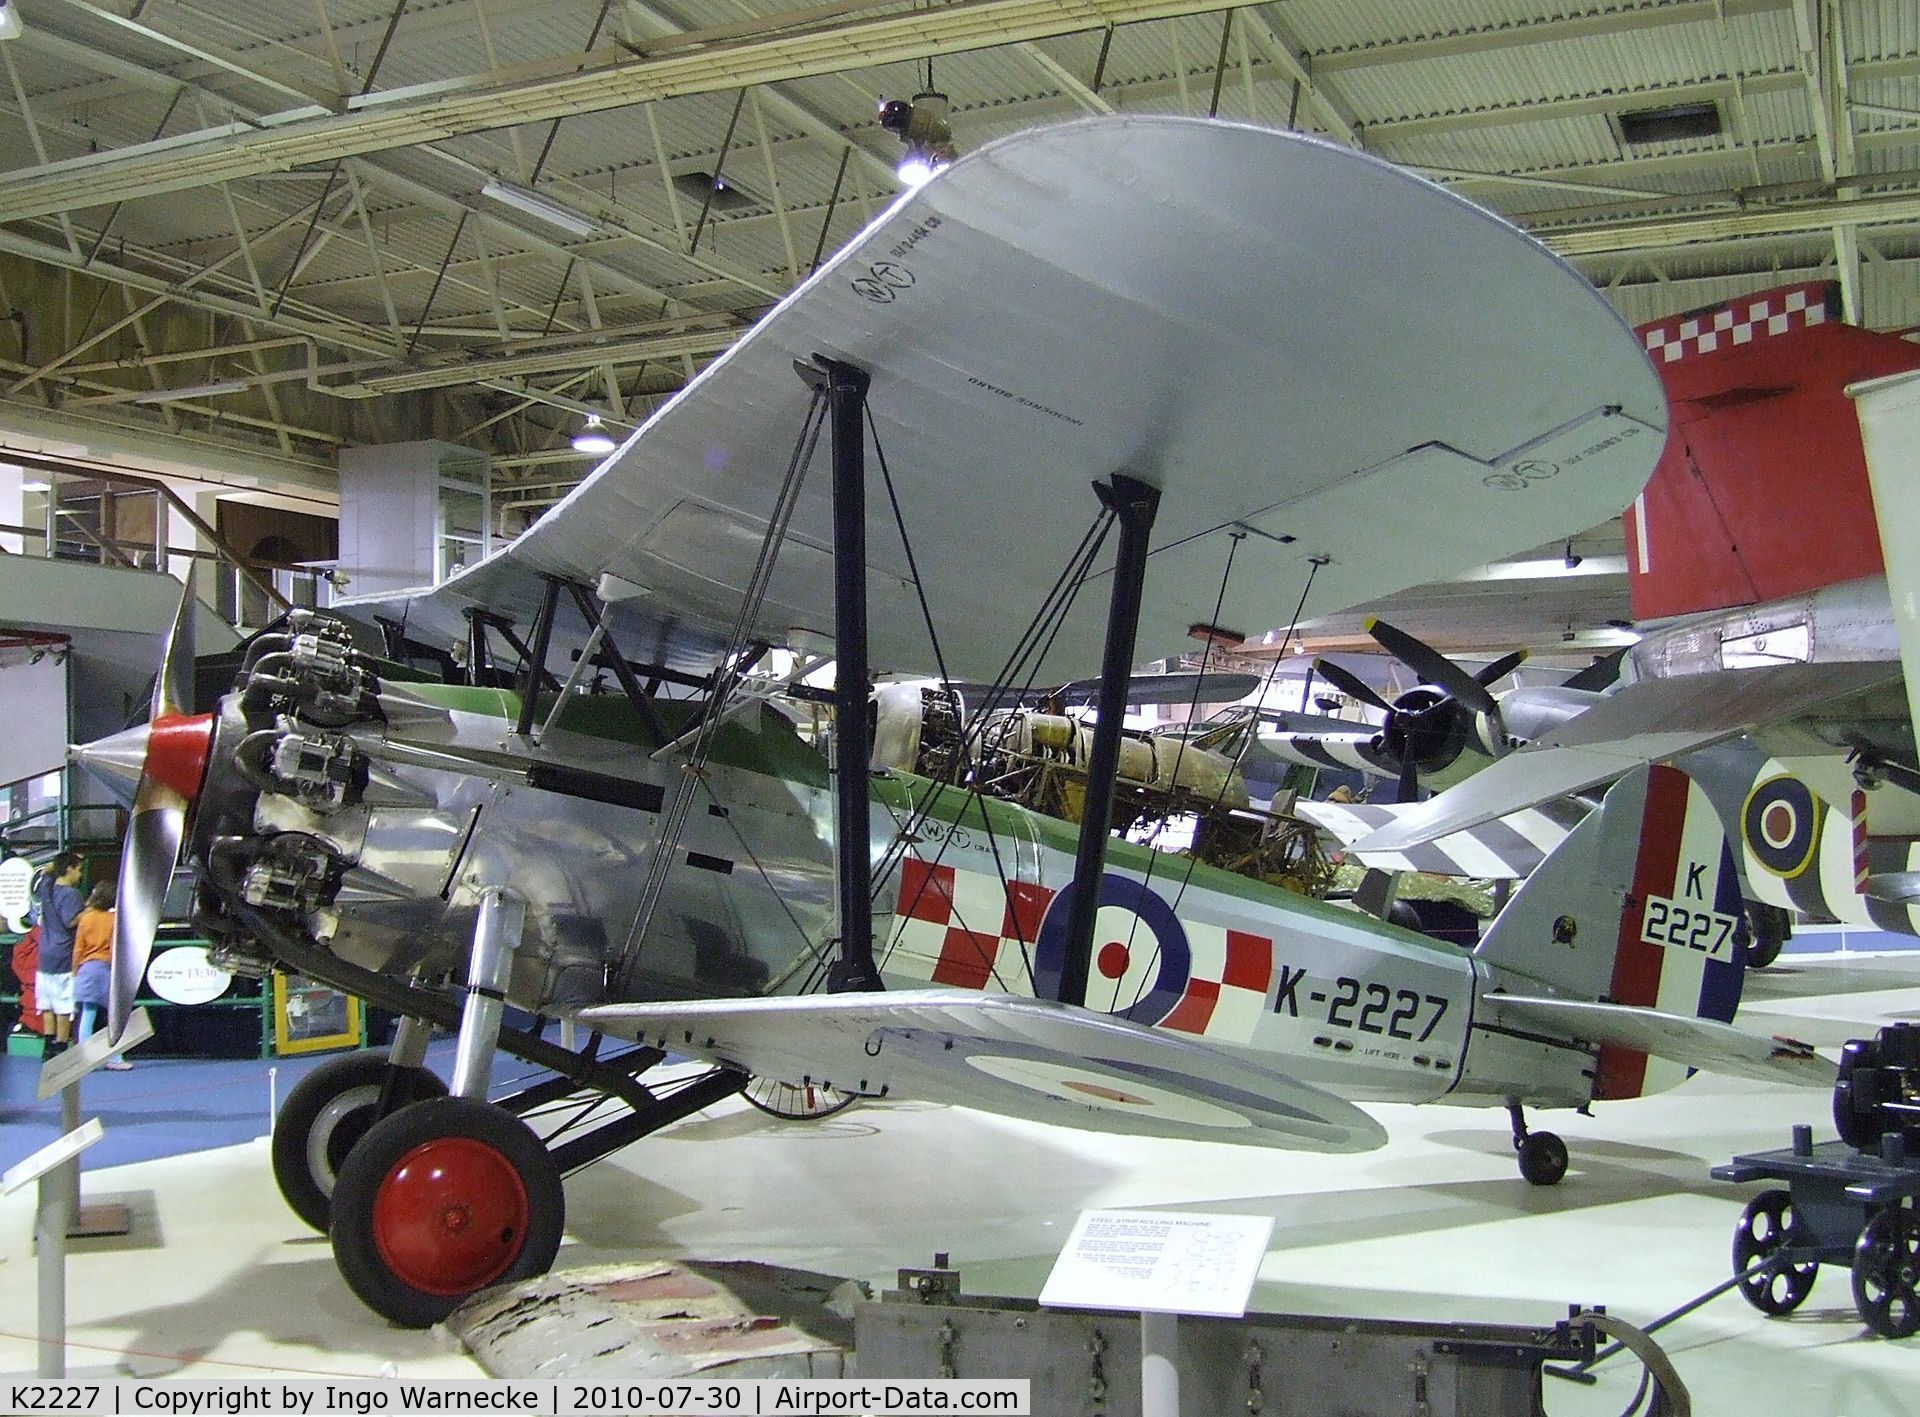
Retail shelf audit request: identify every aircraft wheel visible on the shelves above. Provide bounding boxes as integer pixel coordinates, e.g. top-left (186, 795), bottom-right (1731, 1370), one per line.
top-left (1732, 1189), bottom-right (1817, 1315)
top-left (329, 1096), bottom-right (563, 1329)
top-left (1853, 1203), bottom-right (1920, 1339)
top-left (744, 1077), bottom-right (856, 1121)
top-left (1516, 1130), bottom-right (1568, 1186)
top-left (1744, 902), bottom-right (1790, 970)
top-left (272, 1050), bottom-right (447, 1232)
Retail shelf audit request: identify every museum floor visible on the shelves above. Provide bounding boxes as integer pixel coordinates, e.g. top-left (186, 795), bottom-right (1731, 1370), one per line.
top-left (2, 943), bottom-right (1918, 1414)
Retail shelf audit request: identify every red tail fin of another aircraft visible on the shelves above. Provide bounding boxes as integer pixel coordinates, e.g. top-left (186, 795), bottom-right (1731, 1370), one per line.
top-left (1625, 281), bottom-right (1920, 621)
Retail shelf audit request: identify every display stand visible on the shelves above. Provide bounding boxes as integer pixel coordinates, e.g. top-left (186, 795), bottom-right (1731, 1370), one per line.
top-left (3, 1118), bottom-right (105, 1377)
top-left (34, 1011), bottom-right (154, 1240)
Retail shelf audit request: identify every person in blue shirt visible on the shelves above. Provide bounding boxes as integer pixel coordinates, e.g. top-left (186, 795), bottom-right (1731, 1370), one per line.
top-left (32, 852), bottom-right (83, 1049)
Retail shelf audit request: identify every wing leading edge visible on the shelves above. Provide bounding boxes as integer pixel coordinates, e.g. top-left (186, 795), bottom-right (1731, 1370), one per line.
top-left (580, 990), bottom-right (1387, 1153)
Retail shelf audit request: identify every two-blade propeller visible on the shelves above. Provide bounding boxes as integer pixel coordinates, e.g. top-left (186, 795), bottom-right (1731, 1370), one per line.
top-left (1313, 620), bottom-right (1526, 802)
top-left (70, 585), bottom-right (216, 1044)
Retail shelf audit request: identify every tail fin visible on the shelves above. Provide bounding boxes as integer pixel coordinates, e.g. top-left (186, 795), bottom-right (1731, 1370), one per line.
top-left (1475, 763), bottom-right (1748, 1099)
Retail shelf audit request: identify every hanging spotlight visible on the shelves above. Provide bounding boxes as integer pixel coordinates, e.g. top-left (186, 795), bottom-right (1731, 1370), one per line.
top-left (879, 92), bottom-right (959, 186)
top-left (571, 413), bottom-right (617, 455)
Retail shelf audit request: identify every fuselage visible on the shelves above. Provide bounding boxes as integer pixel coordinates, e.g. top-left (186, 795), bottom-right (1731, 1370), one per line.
top-left (194, 673), bottom-right (1595, 1116)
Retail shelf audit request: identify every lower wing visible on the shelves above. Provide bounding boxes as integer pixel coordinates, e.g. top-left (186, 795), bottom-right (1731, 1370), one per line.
top-left (581, 990), bottom-right (1386, 1153)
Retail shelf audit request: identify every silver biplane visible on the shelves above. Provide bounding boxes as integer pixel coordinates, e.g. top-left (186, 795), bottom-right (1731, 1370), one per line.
top-left (75, 118), bottom-right (1828, 1329)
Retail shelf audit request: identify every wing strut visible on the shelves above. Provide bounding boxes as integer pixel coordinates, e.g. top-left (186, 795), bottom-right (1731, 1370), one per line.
top-left (1056, 474), bottom-right (1161, 1008)
top-left (818, 356), bottom-right (883, 993)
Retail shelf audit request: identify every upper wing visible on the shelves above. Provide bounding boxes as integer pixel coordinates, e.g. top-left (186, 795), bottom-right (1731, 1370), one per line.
top-left (347, 116), bottom-right (1663, 682)
top-left (580, 989), bottom-right (1387, 1153)
top-left (1349, 661), bottom-right (1900, 853)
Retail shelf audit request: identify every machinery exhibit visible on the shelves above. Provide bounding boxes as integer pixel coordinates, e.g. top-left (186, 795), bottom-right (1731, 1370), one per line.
top-left (3, 4), bottom-right (1920, 1413)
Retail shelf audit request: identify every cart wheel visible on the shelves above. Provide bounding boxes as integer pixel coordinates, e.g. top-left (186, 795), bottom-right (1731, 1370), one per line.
top-left (1732, 1189), bottom-right (1818, 1315)
top-left (743, 1076), bottom-right (857, 1121)
top-left (1853, 1203), bottom-right (1920, 1339)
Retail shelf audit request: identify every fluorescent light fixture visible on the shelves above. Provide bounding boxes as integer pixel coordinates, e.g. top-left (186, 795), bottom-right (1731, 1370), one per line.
top-left (571, 413), bottom-right (617, 455)
top-left (0, 2), bottom-right (20, 41)
top-left (481, 180), bottom-right (597, 238)
top-left (21, 478), bottom-right (49, 492)
top-left (132, 379), bottom-right (248, 405)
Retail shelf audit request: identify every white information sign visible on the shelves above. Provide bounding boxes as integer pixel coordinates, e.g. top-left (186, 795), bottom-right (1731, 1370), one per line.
top-left (1, 1117), bottom-right (103, 1194)
top-left (0, 854), bottom-right (34, 932)
top-left (37, 1009), bottom-right (155, 1099)
top-left (146, 945), bottom-right (233, 1005)
top-left (1040, 1208), bottom-right (1275, 1318)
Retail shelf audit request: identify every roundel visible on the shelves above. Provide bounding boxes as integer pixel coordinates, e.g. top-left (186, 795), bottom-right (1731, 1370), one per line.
top-left (1742, 775), bottom-right (1823, 878)
top-left (1034, 873), bottom-right (1189, 1025)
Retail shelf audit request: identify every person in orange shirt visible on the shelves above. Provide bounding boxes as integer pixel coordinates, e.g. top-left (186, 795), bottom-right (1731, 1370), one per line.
top-left (72, 881), bottom-right (130, 1069)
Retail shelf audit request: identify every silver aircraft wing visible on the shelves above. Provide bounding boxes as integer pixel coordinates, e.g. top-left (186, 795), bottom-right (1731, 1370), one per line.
top-left (342, 115), bottom-right (1663, 681)
top-left (581, 990), bottom-right (1387, 1153)
top-left (1488, 995), bottom-right (1836, 1087)
top-left (1349, 661), bottom-right (1899, 854)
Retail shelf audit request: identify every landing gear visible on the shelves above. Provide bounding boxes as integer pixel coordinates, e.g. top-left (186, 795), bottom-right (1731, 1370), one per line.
top-left (1744, 901), bottom-right (1791, 970)
top-left (271, 1047), bottom-right (447, 1232)
top-left (1509, 1104), bottom-right (1568, 1186)
top-left (329, 1095), bottom-right (564, 1328)
top-left (1732, 1189), bottom-right (1817, 1315)
top-left (744, 1077), bottom-right (856, 1120)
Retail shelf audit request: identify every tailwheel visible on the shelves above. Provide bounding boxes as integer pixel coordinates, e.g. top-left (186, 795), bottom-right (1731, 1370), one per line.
top-left (272, 1049), bottom-right (448, 1232)
top-left (1516, 1130), bottom-right (1569, 1187)
top-left (329, 1095), bottom-right (563, 1328)
top-left (1731, 1189), bottom-right (1817, 1315)
top-left (744, 1076), bottom-right (856, 1121)
top-left (1853, 1202), bottom-right (1920, 1339)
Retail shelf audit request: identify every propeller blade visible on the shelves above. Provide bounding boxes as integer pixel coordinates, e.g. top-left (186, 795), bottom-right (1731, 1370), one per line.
top-left (1474, 649), bottom-right (1528, 687)
top-left (1365, 620), bottom-right (1497, 715)
top-left (109, 781), bottom-right (185, 1043)
top-left (153, 579), bottom-right (197, 721)
top-left (1394, 754), bottom-right (1421, 805)
top-left (1562, 647), bottom-right (1629, 693)
top-left (1312, 658), bottom-right (1393, 714)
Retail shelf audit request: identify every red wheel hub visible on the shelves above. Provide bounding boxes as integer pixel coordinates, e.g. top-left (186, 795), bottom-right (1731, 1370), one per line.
top-left (370, 1137), bottom-right (530, 1297)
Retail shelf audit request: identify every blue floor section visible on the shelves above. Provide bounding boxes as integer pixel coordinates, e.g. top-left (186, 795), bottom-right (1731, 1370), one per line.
top-left (0, 1037), bottom-right (471, 1175)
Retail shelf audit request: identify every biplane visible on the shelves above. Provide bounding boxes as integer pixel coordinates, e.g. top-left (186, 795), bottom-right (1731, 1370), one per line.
top-left (73, 117), bottom-right (1827, 1329)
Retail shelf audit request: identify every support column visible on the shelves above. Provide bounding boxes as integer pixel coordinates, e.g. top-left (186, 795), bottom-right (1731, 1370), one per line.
top-left (1058, 474), bottom-right (1160, 1008)
top-left (822, 358), bottom-right (881, 993)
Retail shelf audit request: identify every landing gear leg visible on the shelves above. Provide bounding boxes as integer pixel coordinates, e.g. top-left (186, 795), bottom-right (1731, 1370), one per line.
top-left (1509, 1103), bottom-right (1569, 1187)
top-left (452, 888), bottom-right (524, 1099)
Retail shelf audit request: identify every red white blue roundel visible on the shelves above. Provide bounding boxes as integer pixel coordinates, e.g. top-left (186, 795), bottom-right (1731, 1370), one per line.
top-left (1034, 872), bottom-right (1189, 1024)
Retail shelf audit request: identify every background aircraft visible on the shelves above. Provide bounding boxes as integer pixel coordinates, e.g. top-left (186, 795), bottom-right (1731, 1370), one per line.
top-left (73, 118), bottom-right (1819, 1333)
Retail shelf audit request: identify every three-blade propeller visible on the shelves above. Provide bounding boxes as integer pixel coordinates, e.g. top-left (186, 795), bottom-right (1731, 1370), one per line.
top-left (71, 586), bottom-right (216, 1044)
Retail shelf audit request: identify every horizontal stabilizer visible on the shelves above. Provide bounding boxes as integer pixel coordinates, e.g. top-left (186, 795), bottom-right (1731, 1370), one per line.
top-left (1351, 662), bottom-right (1898, 852)
top-left (1489, 994), bottom-right (1834, 1088)
top-left (580, 989), bottom-right (1386, 1153)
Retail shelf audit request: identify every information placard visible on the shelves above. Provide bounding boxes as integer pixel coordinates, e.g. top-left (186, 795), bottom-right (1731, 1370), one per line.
top-left (1040, 1208), bottom-right (1275, 1318)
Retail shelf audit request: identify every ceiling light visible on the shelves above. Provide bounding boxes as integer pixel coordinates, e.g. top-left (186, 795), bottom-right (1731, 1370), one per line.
top-left (879, 92), bottom-right (958, 187)
top-left (481, 180), bottom-right (597, 238)
top-left (21, 478), bottom-right (49, 492)
top-left (1563, 540), bottom-right (1583, 570)
top-left (571, 414), bottom-right (617, 455)
top-left (0, 2), bottom-right (20, 41)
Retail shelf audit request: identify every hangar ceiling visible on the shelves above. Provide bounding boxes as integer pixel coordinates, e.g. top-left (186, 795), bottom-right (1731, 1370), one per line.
top-left (0, 0), bottom-right (1915, 650)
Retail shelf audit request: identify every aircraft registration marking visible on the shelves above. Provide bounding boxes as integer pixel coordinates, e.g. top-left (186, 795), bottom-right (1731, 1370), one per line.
top-left (1273, 964), bottom-right (1450, 1044)
top-left (1638, 893), bottom-right (1739, 960)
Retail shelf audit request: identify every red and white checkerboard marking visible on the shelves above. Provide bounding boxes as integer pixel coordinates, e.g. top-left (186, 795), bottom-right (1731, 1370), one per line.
top-left (882, 856), bottom-right (1277, 1044)
top-left (884, 856), bottom-right (1050, 993)
top-left (1639, 282), bottom-right (1831, 365)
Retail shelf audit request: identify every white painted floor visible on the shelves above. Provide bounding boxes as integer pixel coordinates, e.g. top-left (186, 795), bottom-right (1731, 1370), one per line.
top-left (4, 951), bottom-right (1919, 1413)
